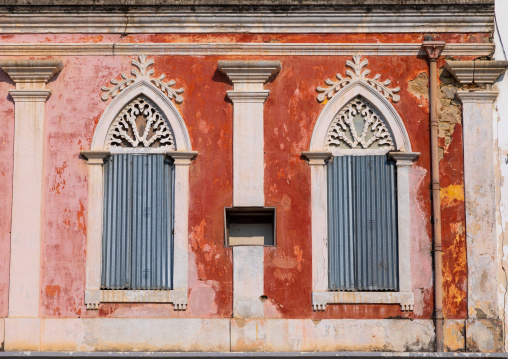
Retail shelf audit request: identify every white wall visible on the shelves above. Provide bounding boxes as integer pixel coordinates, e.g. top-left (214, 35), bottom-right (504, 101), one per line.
top-left (494, 0), bottom-right (508, 352)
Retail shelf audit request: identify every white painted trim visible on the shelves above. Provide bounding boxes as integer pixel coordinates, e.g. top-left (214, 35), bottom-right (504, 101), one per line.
top-left (84, 289), bottom-right (187, 310)
top-left (310, 80), bottom-right (412, 152)
top-left (0, 42), bottom-right (494, 57)
top-left (445, 60), bottom-right (508, 85)
top-left (92, 79), bottom-right (191, 151)
top-left (305, 84), bottom-right (417, 311)
top-left (83, 79), bottom-right (195, 310)
top-left (0, 8), bottom-right (493, 33)
top-left (312, 291), bottom-right (415, 312)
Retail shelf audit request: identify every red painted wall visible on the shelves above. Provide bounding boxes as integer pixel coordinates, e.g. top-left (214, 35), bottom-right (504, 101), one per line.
top-left (0, 32), bottom-right (484, 320)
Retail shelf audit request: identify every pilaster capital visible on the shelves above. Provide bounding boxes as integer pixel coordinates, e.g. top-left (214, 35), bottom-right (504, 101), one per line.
top-left (8, 89), bottom-right (51, 102)
top-left (445, 60), bottom-right (508, 85)
top-left (218, 60), bottom-right (281, 91)
top-left (81, 150), bottom-right (110, 165)
top-left (226, 90), bottom-right (270, 103)
top-left (0, 59), bottom-right (63, 88)
top-left (456, 90), bottom-right (499, 104)
top-left (302, 151), bottom-right (332, 166)
top-left (166, 151), bottom-right (198, 166)
top-left (388, 151), bottom-right (420, 166)
top-left (422, 41), bottom-right (446, 60)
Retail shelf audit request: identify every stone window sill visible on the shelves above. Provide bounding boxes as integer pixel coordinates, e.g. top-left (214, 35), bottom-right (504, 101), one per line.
top-left (312, 291), bottom-right (414, 312)
top-left (85, 288), bottom-right (187, 310)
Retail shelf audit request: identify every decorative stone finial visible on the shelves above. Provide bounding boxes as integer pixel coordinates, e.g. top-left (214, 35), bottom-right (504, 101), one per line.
top-left (101, 54), bottom-right (184, 104)
top-left (316, 55), bottom-right (400, 103)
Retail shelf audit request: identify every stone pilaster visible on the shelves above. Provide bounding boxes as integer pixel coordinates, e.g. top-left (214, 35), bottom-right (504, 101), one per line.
top-left (446, 60), bottom-right (508, 352)
top-left (0, 59), bottom-right (63, 350)
top-left (218, 60), bottom-right (280, 318)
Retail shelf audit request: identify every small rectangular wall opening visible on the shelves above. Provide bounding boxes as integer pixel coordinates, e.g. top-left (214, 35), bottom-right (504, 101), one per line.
top-left (225, 207), bottom-right (276, 246)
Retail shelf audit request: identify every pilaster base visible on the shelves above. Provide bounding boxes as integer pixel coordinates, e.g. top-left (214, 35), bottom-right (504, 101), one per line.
top-left (4, 318), bottom-right (41, 351)
top-left (466, 318), bottom-right (504, 352)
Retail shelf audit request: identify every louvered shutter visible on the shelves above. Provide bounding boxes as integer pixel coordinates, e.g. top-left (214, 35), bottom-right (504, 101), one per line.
top-left (328, 155), bottom-right (398, 291)
top-left (102, 154), bottom-right (174, 290)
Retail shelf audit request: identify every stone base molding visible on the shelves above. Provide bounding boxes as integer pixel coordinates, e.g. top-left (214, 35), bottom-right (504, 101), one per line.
top-left (3, 318), bottom-right (435, 352)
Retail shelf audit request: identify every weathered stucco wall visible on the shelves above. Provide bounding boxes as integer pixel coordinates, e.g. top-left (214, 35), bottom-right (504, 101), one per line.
top-left (0, 29), bottom-right (490, 351)
top-left (494, 0), bottom-right (508, 350)
top-left (0, 71), bottom-right (14, 319)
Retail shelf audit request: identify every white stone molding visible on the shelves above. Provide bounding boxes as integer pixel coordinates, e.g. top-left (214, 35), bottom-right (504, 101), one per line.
top-left (325, 96), bottom-right (394, 152)
top-left (312, 291), bottom-right (415, 312)
top-left (310, 80), bottom-right (412, 153)
top-left (101, 54), bottom-right (184, 103)
top-left (107, 96), bottom-right (176, 151)
top-left (0, 60), bottom-right (62, 350)
top-left (82, 58), bottom-right (195, 310)
top-left (0, 8), bottom-right (493, 34)
top-left (218, 60), bottom-right (280, 319)
top-left (304, 84), bottom-right (417, 311)
top-left (0, 43), bottom-right (493, 57)
top-left (445, 60), bottom-right (508, 85)
top-left (317, 55), bottom-right (400, 103)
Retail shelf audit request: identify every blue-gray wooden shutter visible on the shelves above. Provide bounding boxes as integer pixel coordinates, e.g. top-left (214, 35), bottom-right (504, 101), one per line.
top-left (328, 155), bottom-right (398, 291)
top-left (327, 156), bottom-right (355, 290)
top-left (102, 154), bottom-right (174, 290)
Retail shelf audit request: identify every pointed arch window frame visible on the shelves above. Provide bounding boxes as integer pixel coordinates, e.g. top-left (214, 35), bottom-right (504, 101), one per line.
top-left (81, 79), bottom-right (197, 310)
top-left (303, 80), bottom-right (419, 311)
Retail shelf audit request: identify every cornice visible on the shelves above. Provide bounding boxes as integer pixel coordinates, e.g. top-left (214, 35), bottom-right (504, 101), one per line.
top-left (388, 151), bottom-right (420, 165)
top-left (8, 89), bottom-right (52, 102)
top-left (302, 151), bottom-right (333, 165)
top-left (0, 43), bottom-right (493, 57)
top-left (456, 90), bottom-right (499, 103)
top-left (445, 60), bottom-right (508, 85)
top-left (218, 61), bottom-right (281, 86)
top-left (166, 151), bottom-right (198, 165)
top-left (0, 1), bottom-right (495, 5)
top-left (0, 59), bottom-right (63, 84)
top-left (226, 91), bottom-right (271, 103)
top-left (0, 8), bottom-right (493, 33)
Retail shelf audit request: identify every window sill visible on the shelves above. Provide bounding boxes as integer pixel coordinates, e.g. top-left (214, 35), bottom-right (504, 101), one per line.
top-left (312, 291), bottom-right (414, 312)
top-left (85, 288), bottom-right (187, 311)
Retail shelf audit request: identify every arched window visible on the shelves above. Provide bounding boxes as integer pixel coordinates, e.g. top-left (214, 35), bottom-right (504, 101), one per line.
top-left (82, 55), bottom-right (196, 310)
top-left (326, 96), bottom-right (398, 292)
top-left (101, 96), bottom-right (175, 290)
top-left (303, 56), bottom-right (418, 311)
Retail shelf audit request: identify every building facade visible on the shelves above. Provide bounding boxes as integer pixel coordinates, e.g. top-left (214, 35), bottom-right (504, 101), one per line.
top-left (0, 0), bottom-right (506, 354)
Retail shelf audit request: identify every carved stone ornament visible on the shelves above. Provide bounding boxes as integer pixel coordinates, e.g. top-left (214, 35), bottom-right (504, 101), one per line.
top-left (326, 96), bottom-right (394, 150)
top-left (317, 55), bottom-right (400, 103)
top-left (107, 96), bottom-right (176, 150)
top-left (101, 54), bottom-right (184, 103)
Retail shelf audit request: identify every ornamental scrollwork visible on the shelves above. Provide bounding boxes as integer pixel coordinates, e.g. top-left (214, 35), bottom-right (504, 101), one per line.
top-left (107, 96), bottom-right (176, 150)
top-left (101, 54), bottom-right (184, 104)
top-left (317, 55), bottom-right (400, 103)
top-left (325, 96), bottom-right (394, 150)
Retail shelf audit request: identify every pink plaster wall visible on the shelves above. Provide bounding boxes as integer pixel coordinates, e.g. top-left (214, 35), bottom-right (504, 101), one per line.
top-left (0, 72), bottom-right (14, 318)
